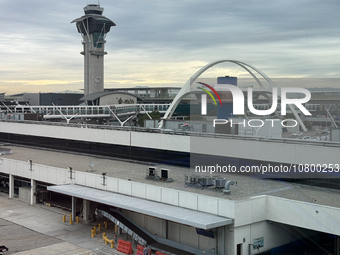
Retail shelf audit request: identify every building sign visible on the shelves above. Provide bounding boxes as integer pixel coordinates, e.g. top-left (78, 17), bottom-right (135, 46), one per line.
top-left (253, 237), bottom-right (264, 249)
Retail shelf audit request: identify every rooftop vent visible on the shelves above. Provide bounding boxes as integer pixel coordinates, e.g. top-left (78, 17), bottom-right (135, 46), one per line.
top-left (223, 180), bottom-right (235, 194)
top-left (0, 148), bottom-right (12, 155)
top-left (146, 166), bottom-right (157, 180)
top-left (146, 166), bottom-right (173, 182)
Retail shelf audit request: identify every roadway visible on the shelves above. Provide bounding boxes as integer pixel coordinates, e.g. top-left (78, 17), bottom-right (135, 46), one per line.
top-left (0, 194), bottom-right (126, 255)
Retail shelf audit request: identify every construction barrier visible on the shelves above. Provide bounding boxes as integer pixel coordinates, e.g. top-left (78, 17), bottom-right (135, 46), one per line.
top-left (155, 252), bottom-right (166, 255)
top-left (136, 245), bottom-right (151, 255)
top-left (102, 233), bottom-right (114, 248)
top-left (117, 239), bottom-right (133, 254)
top-left (136, 245), bottom-right (144, 255)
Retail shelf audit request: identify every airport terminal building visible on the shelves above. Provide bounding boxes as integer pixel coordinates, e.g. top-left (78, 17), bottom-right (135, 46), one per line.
top-left (1, 120), bottom-right (340, 255)
top-left (1, 3), bottom-right (340, 255)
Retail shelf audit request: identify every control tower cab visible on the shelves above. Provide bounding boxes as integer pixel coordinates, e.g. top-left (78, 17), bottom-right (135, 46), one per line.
top-left (72, 4), bottom-right (116, 96)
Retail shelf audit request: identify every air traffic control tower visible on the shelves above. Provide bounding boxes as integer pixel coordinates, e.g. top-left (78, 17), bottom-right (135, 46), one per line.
top-left (72, 4), bottom-right (115, 96)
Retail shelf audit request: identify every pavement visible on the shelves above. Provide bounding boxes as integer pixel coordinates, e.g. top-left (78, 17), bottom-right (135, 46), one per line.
top-left (0, 193), bottom-right (127, 255)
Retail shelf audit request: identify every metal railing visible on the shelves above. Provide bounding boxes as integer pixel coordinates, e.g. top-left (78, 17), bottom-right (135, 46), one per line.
top-left (8, 104), bottom-right (170, 117)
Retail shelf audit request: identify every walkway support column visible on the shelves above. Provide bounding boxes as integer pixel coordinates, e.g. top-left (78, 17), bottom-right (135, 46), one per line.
top-left (83, 199), bottom-right (90, 223)
top-left (30, 179), bottom-right (36, 205)
top-left (72, 196), bottom-right (76, 221)
top-left (217, 226), bottom-right (225, 255)
top-left (335, 235), bottom-right (340, 255)
top-left (9, 174), bottom-right (14, 199)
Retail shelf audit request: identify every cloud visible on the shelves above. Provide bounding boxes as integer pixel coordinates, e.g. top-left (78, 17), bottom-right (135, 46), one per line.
top-left (0, 0), bottom-right (339, 94)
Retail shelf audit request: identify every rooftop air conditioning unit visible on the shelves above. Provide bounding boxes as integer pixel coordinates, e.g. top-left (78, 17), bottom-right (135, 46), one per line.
top-left (201, 176), bottom-right (213, 186)
top-left (148, 167), bottom-right (156, 177)
top-left (146, 166), bottom-right (158, 180)
top-left (214, 178), bottom-right (227, 188)
top-left (160, 168), bottom-right (169, 180)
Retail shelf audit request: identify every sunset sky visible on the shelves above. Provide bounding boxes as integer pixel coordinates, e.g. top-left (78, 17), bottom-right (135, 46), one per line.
top-left (0, 0), bottom-right (339, 95)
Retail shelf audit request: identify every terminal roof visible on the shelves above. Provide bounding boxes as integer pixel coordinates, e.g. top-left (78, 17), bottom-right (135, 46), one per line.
top-left (48, 184), bottom-right (233, 229)
top-left (5, 146), bottom-right (340, 209)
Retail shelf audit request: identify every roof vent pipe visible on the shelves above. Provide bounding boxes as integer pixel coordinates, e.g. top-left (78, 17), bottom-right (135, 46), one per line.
top-left (223, 181), bottom-right (235, 194)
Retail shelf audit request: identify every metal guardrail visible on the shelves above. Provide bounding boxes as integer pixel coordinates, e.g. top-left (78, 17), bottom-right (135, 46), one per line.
top-left (0, 119), bottom-right (340, 148)
top-left (4, 104), bottom-right (171, 116)
top-left (95, 208), bottom-right (147, 246)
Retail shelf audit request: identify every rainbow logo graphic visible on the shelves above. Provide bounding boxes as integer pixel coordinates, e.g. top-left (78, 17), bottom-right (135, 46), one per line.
top-left (197, 82), bottom-right (223, 106)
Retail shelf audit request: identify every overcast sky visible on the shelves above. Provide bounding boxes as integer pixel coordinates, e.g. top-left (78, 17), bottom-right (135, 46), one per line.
top-left (0, 0), bottom-right (339, 94)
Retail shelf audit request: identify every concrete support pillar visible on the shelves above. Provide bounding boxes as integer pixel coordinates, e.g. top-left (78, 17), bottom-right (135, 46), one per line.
top-left (83, 199), bottom-right (90, 223)
top-left (217, 226), bottom-right (225, 255)
top-left (71, 196), bottom-right (76, 221)
top-left (30, 179), bottom-right (36, 205)
top-left (335, 235), bottom-right (340, 255)
top-left (9, 174), bottom-right (14, 199)
top-left (165, 220), bottom-right (169, 239)
top-left (161, 219), bottom-right (167, 239)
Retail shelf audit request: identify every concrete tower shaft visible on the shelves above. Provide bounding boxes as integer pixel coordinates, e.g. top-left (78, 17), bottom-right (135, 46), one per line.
top-left (72, 4), bottom-right (116, 96)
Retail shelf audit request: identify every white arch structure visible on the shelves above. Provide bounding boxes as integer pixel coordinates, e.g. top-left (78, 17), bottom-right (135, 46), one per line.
top-left (158, 59), bottom-right (307, 131)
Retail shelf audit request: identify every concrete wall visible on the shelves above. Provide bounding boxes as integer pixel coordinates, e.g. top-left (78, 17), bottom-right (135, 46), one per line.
top-left (19, 186), bottom-right (31, 204)
top-left (122, 210), bottom-right (217, 253)
top-left (3, 157), bottom-right (340, 254)
top-left (0, 158), bottom-right (234, 219)
top-left (1, 121), bottom-right (340, 165)
top-left (234, 221), bottom-right (292, 255)
top-left (224, 225), bottom-right (235, 255)
top-left (267, 196), bottom-right (340, 236)
top-left (233, 218), bottom-right (322, 255)
top-left (0, 122), bottom-right (189, 152)
top-left (331, 128), bottom-right (340, 142)
top-left (144, 120), bottom-right (158, 128)
top-left (191, 135), bottom-right (340, 165)
top-left (0, 159), bottom-right (70, 185)
top-left (233, 196), bottom-right (267, 227)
